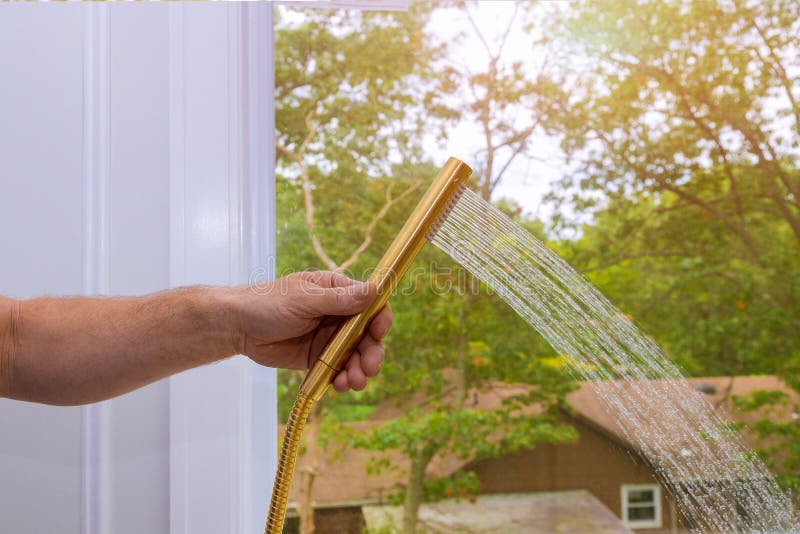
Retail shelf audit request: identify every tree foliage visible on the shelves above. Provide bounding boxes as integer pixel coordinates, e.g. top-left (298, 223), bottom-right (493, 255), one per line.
top-left (274, 0), bottom-right (800, 528)
top-left (537, 0), bottom-right (800, 376)
top-left (733, 388), bottom-right (800, 495)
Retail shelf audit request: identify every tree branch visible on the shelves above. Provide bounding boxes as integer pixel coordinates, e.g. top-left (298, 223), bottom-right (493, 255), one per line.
top-left (277, 112), bottom-right (339, 271)
top-left (610, 58), bottom-right (800, 244)
top-left (464, 5), bottom-right (493, 60)
top-left (496, 2), bottom-right (520, 59)
top-left (490, 120), bottom-right (540, 193)
top-left (338, 179), bottom-right (423, 272)
top-left (594, 130), bottom-right (765, 265)
top-left (751, 18), bottom-right (800, 137)
top-left (278, 111), bottom-right (422, 273)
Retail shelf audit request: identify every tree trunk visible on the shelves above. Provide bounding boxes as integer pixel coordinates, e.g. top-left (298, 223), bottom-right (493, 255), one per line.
top-left (454, 303), bottom-right (468, 407)
top-left (297, 402), bottom-right (323, 534)
top-left (402, 445), bottom-right (435, 534)
top-left (298, 465), bottom-right (316, 534)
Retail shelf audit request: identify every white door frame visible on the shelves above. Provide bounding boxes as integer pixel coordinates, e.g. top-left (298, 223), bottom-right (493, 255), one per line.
top-left (167, 4), bottom-right (276, 534)
top-left (81, 4), bottom-right (112, 534)
top-left (80, 4), bottom-right (277, 534)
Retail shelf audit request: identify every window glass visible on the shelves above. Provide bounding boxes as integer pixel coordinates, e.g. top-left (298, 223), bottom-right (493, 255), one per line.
top-left (627, 489), bottom-right (654, 504)
top-left (628, 506), bottom-right (656, 520)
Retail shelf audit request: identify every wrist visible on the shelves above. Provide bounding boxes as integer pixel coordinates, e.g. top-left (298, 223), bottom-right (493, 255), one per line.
top-left (183, 287), bottom-right (241, 361)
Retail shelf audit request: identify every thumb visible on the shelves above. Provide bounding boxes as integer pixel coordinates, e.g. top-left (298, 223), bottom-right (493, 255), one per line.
top-left (310, 281), bottom-right (376, 316)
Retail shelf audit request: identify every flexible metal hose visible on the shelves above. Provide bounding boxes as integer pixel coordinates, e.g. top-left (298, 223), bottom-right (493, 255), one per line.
top-left (264, 393), bottom-right (314, 534)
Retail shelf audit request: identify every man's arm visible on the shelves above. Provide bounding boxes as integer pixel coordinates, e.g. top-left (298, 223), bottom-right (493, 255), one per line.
top-left (0, 288), bottom-right (236, 405)
top-left (0, 272), bottom-right (390, 406)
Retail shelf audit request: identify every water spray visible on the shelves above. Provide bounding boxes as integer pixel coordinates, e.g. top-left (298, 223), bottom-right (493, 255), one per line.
top-left (264, 157), bottom-right (473, 533)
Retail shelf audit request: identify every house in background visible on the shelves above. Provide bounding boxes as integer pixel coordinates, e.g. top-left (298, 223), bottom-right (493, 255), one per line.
top-left (284, 375), bottom-right (797, 533)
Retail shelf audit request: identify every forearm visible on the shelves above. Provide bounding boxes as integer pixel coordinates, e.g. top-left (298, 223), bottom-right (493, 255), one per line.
top-left (0, 288), bottom-right (237, 405)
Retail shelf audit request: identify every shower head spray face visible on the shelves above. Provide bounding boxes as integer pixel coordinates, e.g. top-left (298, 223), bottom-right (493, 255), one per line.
top-left (299, 157), bottom-right (473, 401)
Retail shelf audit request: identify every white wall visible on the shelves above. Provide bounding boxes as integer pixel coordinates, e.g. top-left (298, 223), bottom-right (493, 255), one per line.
top-left (0, 4), bottom-right (275, 533)
top-left (0, 6), bottom-right (85, 533)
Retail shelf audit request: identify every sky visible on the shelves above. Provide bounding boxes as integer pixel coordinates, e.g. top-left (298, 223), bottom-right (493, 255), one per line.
top-left (423, 2), bottom-right (566, 220)
top-left (278, 1), bottom-right (569, 221)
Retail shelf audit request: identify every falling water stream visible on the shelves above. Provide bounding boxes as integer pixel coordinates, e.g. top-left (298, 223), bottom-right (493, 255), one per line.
top-left (430, 189), bottom-right (799, 533)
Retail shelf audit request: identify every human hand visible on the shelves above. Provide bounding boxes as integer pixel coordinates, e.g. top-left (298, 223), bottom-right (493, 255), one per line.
top-left (229, 271), bottom-right (392, 392)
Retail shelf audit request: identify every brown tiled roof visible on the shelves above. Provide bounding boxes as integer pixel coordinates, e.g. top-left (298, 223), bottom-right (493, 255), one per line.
top-left (566, 375), bottom-right (799, 455)
top-left (285, 375), bottom-right (797, 507)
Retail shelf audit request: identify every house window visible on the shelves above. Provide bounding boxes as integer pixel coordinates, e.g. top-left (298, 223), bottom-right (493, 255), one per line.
top-left (621, 484), bottom-right (662, 529)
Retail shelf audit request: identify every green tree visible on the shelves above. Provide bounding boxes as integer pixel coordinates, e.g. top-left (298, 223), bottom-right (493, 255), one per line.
top-left (536, 0), bottom-right (800, 376)
top-left (733, 387), bottom-right (800, 496)
top-left (561, 191), bottom-right (799, 376)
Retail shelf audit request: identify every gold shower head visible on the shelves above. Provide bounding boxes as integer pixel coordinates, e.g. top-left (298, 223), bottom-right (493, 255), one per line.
top-left (266, 157), bottom-right (472, 534)
top-left (299, 157), bottom-right (473, 401)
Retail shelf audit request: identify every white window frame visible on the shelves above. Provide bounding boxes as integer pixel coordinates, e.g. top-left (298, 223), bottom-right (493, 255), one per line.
top-left (621, 483), bottom-right (662, 529)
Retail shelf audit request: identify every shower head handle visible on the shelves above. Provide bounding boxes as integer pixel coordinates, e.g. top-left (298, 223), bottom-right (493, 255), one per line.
top-left (299, 157), bottom-right (472, 401)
